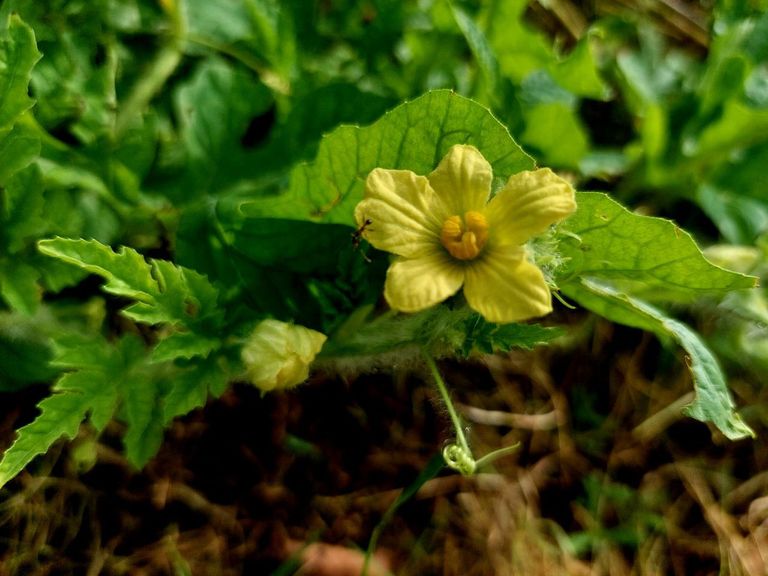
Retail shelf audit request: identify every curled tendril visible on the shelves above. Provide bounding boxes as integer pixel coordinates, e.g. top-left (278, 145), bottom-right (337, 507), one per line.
top-left (442, 443), bottom-right (476, 476)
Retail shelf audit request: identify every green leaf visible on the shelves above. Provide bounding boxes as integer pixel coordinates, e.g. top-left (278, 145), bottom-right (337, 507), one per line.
top-left (0, 386), bottom-right (93, 488)
top-left (222, 217), bottom-right (356, 274)
top-left (0, 310), bottom-right (58, 390)
top-left (558, 192), bottom-right (758, 302)
top-left (0, 258), bottom-right (40, 314)
top-left (2, 163), bottom-right (45, 254)
top-left (697, 184), bottom-right (768, 245)
top-left (0, 15), bottom-right (41, 132)
top-left (488, 0), bottom-right (606, 98)
top-left (565, 278), bottom-right (754, 440)
top-left (551, 33), bottom-right (609, 100)
top-left (487, 0), bottom-right (555, 84)
top-left (461, 316), bottom-right (563, 357)
top-left (322, 305), bottom-right (555, 359)
top-left (173, 57), bottom-right (273, 196)
top-left (122, 369), bottom-right (166, 468)
top-left (240, 90), bottom-right (534, 224)
top-left (162, 356), bottom-right (229, 424)
top-left (152, 332), bottom-right (220, 363)
top-left (521, 102), bottom-right (589, 169)
top-left (37, 238), bottom-right (221, 329)
top-left (0, 122), bottom-right (40, 185)
top-left (0, 333), bottom-right (122, 488)
top-left (451, 3), bottom-right (499, 96)
top-left (689, 100), bottom-right (768, 156)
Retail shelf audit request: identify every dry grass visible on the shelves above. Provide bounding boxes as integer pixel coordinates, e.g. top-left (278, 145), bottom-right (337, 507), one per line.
top-left (0, 315), bottom-right (766, 575)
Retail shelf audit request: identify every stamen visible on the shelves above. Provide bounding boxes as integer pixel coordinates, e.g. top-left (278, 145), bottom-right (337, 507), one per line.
top-left (440, 211), bottom-right (489, 260)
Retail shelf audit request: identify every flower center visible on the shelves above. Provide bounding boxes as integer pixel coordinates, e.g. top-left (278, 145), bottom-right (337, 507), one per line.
top-left (440, 211), bottom-right (489, 261)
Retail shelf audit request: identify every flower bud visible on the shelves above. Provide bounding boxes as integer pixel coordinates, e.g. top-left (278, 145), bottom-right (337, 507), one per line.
top-left (242, 319), bottom-right (327, 393)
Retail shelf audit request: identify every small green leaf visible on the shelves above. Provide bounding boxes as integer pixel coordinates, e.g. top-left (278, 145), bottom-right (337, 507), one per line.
top-left (461, 316), bottom-right (563, 357)
top-left (487, 0), bottom-right (556, 83)
top-left (152, 332), bottom-right (220, 363)
top-left (162, 356), bottom-right (229, 424)
top-left (558, 192), bottom-right (758, 302)
top-left (0, 15), bottom-right (41, 132)
top-left (697, 184), bottom-right (768, 245)
top-left (451, 3), bottom-right (499, 96)
top-left (566, 279), bottom-right (754, 440)
top-left (240, 90), bottom-right (534, 224)
top-left (37, 238), bottom-right (221, 328)
top-left (122, 370), bottom-right (166, 468)
top-left (0, 390), bottom-right (92, 488)
top-left (0, 333), bottom-right (122, 488)
top-left (521, 102), bottom-right (589, 168)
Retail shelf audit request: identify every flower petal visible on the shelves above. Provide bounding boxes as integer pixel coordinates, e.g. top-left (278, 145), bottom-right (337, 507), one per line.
top-left (355, 168), bottom-right (444, 258)
top-left (428, 145), bottom-right (492, 216)
top-left (485, 168), bottom-right (576, 246)
top-left (464, 247), bottom-right (552, 323)
top-left (384, 251), bottom-right (464, 312)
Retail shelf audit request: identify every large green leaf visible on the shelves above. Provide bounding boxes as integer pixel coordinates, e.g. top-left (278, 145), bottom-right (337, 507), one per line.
top-left (239, 90), bottom-right (534, 224)
top-left (558, 192), bottom-right (757, 302)
top-left (173, 57), bottom-right (273, 196)
top-left (565, 279), bottom-right (754, 440)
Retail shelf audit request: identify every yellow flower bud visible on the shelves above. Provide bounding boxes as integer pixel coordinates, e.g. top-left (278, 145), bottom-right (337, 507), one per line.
top-left (242, 320), bottom-right (327, 393)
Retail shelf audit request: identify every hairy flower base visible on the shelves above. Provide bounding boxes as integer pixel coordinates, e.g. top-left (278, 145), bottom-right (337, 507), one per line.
top-left (355, 144), bottom-right (576, 323)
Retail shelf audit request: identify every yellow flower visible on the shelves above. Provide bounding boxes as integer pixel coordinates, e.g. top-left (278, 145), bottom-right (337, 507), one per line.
top-left (354, 145), bottom-right (576, 323)
top-left (242, 319), bottom-right (327, 393)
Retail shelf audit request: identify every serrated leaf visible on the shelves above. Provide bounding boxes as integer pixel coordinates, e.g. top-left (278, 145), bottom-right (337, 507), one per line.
top-left (162, 356), bottom-right (229, 424)
top-left (122, 371), bottom-right (166, 468)
top-left (461, 316), bottom-right (563, 357)
top-left (0, 334), bottom-right (121, 489)
top-left (0, 391), bottom-right (92, 488)
top-left (558, 192), bottom-right (757, 302)
top-left (0, 15), bottom-right (41, 132)
top-left (240, 90), bottom-right (534, 224)
top-left (152, 331), bottom-right (220, 363)
top-left (37, 238), bottom-right (221, 329)
top-left (566, 278), bottom-right (754, 440)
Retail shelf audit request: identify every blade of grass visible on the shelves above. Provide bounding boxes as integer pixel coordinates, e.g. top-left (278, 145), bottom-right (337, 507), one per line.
top-left (361, 453), bottom-right (444, 576)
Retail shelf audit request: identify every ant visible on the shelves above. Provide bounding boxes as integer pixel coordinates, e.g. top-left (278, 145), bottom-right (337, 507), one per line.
top-left (352, 218), bottom-right (373, 261)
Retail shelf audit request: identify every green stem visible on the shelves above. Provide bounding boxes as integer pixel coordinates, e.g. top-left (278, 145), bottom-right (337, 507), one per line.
top-left (421, 349), bottom-right (479, 475)
top-left (114, 6), bottom-right (185, 139)
top-left (422, 348), bottom-right (520, 476)
top-left (422, 349), bottom-right (470, 455)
